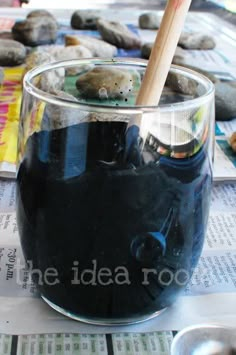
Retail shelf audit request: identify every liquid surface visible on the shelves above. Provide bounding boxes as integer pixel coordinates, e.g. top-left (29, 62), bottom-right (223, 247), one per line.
top-left (16, 121), bottom-right (212, 321)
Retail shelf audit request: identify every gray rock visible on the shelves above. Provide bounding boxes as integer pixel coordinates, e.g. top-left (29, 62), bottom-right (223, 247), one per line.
top-left (139, 12), bottom-right (160, 29)
top-left (65, 34), bottom-right (117, 57)
top-left (12, 17), bottom-right (57, 46)
top-left (179, 32), bottom-right (216, 50)
top-left (0, 39), bottom-right (26, 66)
top-left (97, 19), bottom-right (141, 49)
top-left (0, 68), bottom-right (4, 85)
top-left (165, 71), bottom-right (198, 96)
top-left (215, 82), bottom-right (236, 121)
top-left (27, 9), bottom-right (57, 23)
top-left (76, 67), bottom-right (135, 99)
top-left (141, 42), bottom-right (153, 59)
top-left (25, 51), bottom-right (64, 92)
top-left (52, 45), bottom-right (92, 61)
top-left (53, 45), bottom-right (93, 76)
top-left (71, 10), bottom-right (99, 30)
top-left (141, 42), bottom-right (186, 64)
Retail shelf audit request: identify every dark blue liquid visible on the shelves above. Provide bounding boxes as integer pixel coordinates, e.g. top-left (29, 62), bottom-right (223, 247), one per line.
top-left (16, 122), bottom-right (212, 321)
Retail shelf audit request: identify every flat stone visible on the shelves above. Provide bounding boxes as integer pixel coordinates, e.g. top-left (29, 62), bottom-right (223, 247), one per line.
top-left (139, 12), bottom-right (160, 29)
top-left (0, 39), bottom-right (26, 66)
top-left (71, 10), bottom-right (99, 30)
top-left (76, 67), bottom-right (135, 99)
top-left (165, 71), bottom-right (198, 96)
top-left (97, 19), bottom-right (141, 49)
top-left (178, 64), bottom-right (219, 84)
top-left (65, 34), bottom-right (117, 57)
top-left (179, 32), bottom-right (216, 50)
top-left (12, 17), bottom-right (57, 46)
top-left (215, 82), bottom-right (236, 121)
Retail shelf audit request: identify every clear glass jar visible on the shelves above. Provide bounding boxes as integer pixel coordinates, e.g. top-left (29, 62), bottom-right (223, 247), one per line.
top-left (17, 58), bottom-right (215, 325)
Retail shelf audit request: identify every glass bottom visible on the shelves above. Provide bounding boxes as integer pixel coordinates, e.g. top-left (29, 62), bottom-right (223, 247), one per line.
top-left (41, 295), bottom-right (167, 326)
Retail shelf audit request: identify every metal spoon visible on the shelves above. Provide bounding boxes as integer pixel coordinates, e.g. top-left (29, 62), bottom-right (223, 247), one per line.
top-left (171, 324), bottom-right (236, 355)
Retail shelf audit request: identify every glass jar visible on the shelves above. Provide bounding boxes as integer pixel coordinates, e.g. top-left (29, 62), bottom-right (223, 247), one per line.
top-left (17, 58), bottom-right (215, 325)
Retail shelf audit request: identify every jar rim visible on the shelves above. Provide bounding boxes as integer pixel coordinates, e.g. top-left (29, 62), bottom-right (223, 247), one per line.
top-left (23, 58), bottom-right (215, 114)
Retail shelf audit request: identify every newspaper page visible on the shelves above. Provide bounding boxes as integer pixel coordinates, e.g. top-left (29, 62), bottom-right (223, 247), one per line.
top-left (0, 180), bottom-right (236, 337)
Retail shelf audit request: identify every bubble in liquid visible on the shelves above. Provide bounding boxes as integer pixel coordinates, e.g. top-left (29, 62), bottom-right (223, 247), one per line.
top-left (98, 87), bottom-right (108, 99)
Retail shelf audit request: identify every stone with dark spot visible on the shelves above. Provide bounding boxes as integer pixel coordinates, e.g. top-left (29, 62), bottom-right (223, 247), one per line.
top-left (97, 19), bottom-right (141, 49)
top-left (76, 67), bottom-right (136, 99)
top-left (0, 39), bottom-right (26, 66)
top-left (139, 12), bottom-right (160, 29)
top-left (12, 17), bottom-right (57, 46)
top-left (71, 10), bottom-right (100, 30)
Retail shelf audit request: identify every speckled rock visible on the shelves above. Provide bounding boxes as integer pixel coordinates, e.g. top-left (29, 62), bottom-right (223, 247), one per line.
top-left (97, 19), bottom-right (141, 49)
top-left (12, 17), bottom-right (57, 46)
top-left (65, 35), bottom-right (117, 57)
top-left (179, 33), bottom-right (216, 50)
top-left (71, 10), bottom-right (100, 30)
top-left (139, 12), bottom-right (160, 29)
top-left (0, 39), bottom-right (26, 66)
top-left (165, 71), bottom-right (198, 96)
top-left (215, 82), bottom-right (236, 121)
top-left (76, 67), bottom-right (135, 99)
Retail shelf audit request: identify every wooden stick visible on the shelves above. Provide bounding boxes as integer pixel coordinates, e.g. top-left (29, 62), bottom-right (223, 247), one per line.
top-left (136, 0), bottom-right (192, 107)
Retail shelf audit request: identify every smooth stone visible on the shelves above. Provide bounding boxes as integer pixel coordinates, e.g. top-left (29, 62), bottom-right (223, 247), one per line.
top-left (97, 19), bottom-right (141, 49)
top-left (0, 39), bottom-right (26, 66)
top-left (27, 9), bottom-right (57, 22)
top-left (139, 12), bottom-right (160, 29)
top-left (0, 68), bottom-right (4, 85)
top-left (25, 51), bottom-right (64, 92)
top-left (179, 32), bottom-right (216, 50)
top-left (71, 10), bottom-right (99, 30)
top-left (65, 35), bottom-right (117, 57)
top-left (12, 17), bottom-right (57, 46)
top-left (141, 42), bottom-right (153, 59)
top-left (53, 45), bottom-right (93, 75)
top-left (25, 51), bottom-right (54, 71)
top-left (141, 42), bottom-right (185, 63)
top-left (76, 67), bottom-right (135, 99)
top-left (165, 71), bottom-right (198, 96)
top-left (215, 82), bottom-right (236, 121)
